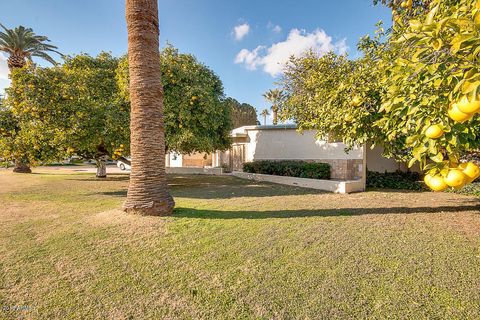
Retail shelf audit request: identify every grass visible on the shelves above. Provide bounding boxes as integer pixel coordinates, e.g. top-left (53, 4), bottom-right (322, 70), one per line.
top-left (1, 168), bottom-right (480, 319)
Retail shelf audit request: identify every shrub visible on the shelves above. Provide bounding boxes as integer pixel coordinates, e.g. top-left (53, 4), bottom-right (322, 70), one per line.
top-left (450, 182), bottom-right (480, 197)
top-left (366, 170), bottom-right (426, 191)
top-left (243, 160), bottom-right (330, 180)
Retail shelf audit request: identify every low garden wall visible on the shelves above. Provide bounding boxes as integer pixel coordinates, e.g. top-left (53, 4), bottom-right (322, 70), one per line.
top-left (166, 167), bottom-right (223, 175)
top-left (232, 171), bottom-right (365, 194)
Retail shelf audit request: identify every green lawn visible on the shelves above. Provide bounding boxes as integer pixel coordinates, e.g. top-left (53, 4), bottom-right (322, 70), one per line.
top-left (1, 169), bottom-right (480, 319)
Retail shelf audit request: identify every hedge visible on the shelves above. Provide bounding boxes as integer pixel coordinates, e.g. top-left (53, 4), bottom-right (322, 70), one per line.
top-left (243, 160), bottom-right (330, 180)
top-left (366, 170), bottom-right (426, 191)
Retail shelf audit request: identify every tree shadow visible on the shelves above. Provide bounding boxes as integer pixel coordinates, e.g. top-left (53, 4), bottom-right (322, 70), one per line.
top-left (173, 204), bottom-right (480, 219)
top-left (68, 175), bottom-right (130, 182)
top-left (167, 174), bottom-right (323, 198)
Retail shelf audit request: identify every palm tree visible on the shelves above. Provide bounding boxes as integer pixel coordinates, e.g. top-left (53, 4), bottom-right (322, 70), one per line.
top-left (123, 0), bottom-right (175, 215)
top-left (0, 24), bottom-right (60, 173)
top-left (260, 108), bottom-right (270, 126)
top-left (263, 89), bottom-right (284, 125)
top-left (0, 24), bottom-right (60, 70)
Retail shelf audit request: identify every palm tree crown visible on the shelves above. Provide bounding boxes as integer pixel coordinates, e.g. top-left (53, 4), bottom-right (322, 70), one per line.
top-left (263, 89), bottom-right (285, 125)
top-left (0, 24), bottom-right (61, 70)
top-left (260, 108), bottom-right (270, 125)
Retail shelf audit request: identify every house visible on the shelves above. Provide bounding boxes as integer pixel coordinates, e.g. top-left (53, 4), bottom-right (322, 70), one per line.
top-left (220, 124), bottom-right (418, 177)
top-left (166, 124), bottom-right (416, 183)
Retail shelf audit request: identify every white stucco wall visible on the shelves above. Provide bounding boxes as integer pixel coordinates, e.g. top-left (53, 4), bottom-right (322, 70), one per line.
top-left (366, 145), bottom-right (421, 173)
top-left (242, 129), bottom-right (363, 162)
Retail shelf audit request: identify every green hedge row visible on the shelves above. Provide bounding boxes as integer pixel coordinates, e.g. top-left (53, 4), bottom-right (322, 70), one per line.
top-left (243, 160), bottom-right (330, 180)
top-left (366, 170), bottom-right (426, 191)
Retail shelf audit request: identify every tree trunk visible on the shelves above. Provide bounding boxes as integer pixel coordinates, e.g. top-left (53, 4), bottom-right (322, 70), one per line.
top-left (7, 53), bottom-right (26, 70)
top-left (13, 160), bottom-right (32, 173)
top-left (272, 110), bottom-right (278, 125)
top-left (263, 115), bottom-right (267, 126)
top-left (123, 0), bottom-right (175, 216)
top-left (95, 157), bottom-right (107, 178)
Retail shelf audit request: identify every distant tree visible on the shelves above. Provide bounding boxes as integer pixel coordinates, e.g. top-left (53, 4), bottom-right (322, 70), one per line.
top-left (263, 89), bottom-right (285, 125)
top-left (223, 97), bottom-right (258, 128)
top-left (0, 24), bottom-right (61, 172)
top-left (260, 108), bottom-right (270, 126)
top-left (117, 45), bottom-right (232, 155)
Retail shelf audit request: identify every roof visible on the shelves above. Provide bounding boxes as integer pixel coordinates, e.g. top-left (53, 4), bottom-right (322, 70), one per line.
top-left (231, 124), bottom-right (299, 137)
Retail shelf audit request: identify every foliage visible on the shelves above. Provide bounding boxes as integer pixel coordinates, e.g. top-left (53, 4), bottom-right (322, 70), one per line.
top-left (450, 181), bottom-right (480, 196)
top-left (0, 24), bottom-right (61, 67)
top-left (223, 97), bottom-right (258, 128)
top-left (243, 160), bottom-right (331, 180)
top-left (278, 32), bottom-right (401, 156)
top-left (366, 170), bottom-right (426, 190)
top-left (378, 0), bottom-right (480, 171)
top-left (3, 53), bottom-right (129, 164)
top-left (117, 45), bottom-right (232, 154)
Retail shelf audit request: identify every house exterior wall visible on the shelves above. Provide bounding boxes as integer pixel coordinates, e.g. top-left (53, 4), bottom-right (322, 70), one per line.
top-left (366, 145), bottom-right (422, 173)
top-left (243, 129), bottom-right (364, 162)
top-left (230, 127), bottom-right (364, 180)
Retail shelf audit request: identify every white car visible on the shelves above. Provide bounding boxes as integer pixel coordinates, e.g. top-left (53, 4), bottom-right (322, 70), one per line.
top-left (116, 157), bottom-right (131, 171)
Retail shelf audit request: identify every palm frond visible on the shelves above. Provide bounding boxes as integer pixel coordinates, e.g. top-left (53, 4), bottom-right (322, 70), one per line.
top-left (0, 23), bottom-right (61, 66)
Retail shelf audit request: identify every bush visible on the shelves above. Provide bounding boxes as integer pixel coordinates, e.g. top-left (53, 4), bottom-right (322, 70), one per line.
top-left (366, 171), bottom-right (425, 191)
top-left (243, 160), bottom-right (330, 180)
top-left (450, 182), bottom-right (480, 197)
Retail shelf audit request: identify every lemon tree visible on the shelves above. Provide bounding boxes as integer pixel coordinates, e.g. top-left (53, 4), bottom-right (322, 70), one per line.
top-left (378, 0), bottom-right (480, 190)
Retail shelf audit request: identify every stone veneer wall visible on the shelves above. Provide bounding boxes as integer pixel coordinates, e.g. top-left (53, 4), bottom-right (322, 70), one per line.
top-left (318, 159), bottom-right (363, 180)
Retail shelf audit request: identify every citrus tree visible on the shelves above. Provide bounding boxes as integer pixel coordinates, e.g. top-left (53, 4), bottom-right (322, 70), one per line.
top-left (278, 29), bottom-right (402, 156)
top-left (378, 0), bottom-right (480, 190)
top-left (5, 53), bottom-right (130, 177)
top-left (117, 45), bottom-right (232, 155)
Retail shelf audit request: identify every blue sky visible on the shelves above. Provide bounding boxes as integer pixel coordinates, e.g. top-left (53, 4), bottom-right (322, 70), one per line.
top-left (0, 0), bottom-right (391, 123)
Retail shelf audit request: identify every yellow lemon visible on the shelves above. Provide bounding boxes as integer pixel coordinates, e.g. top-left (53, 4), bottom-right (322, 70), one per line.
top-left (457, 96), bottom-right (480, 114)
top-left (461, 162), bottom-right (480, 183)
top-left (425, 125), bottom-right (444, 139)
top-left (444, 169), bottom-right (466, 188)
top-left (448, 103), bottom-right (473, 123)
top-left (429, 175), bottom-right (448, 191)
top-left (424, 173), bottom-right (434, 188)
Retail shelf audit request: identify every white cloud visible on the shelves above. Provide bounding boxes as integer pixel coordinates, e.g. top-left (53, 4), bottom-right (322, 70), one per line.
top-left (0, 53), bottom-right (9, 80)
top-left (233, 23), bottom-right (250, 41)
top-left (0, 54), bottom-right (10, 94)
top-left (267, 22), bottom-right (282, 33)
top-left (235, 28), bottom-right (348, 77)
top-left (272, 25), bottom-right (282, 33)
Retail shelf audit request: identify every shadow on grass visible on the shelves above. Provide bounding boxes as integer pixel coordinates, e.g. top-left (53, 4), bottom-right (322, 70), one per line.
top-left (68, 175), bottom-right (130, 182)
top-left (94, 175), bottom-right (323, 199)
top-left (173, 204), bottom-right (480, 219)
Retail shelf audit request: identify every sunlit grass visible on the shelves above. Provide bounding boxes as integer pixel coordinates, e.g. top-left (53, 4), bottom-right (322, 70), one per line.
top-left (1, 169), bottom-right (480, 319)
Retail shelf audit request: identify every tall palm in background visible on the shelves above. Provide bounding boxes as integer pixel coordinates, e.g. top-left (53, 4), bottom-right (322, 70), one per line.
top-left (123, 0), bottom-right (175, 215)
top-left (263, 89), bottom-right (284, 126)
top-left (260, 108), bottom-right (270, 126)
top-left (0, 24), bottom-right (60, 70)
top-left (0, 24), bottom-right (61, 173)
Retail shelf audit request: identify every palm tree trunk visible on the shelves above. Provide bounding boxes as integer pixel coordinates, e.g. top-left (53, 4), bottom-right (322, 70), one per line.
top-left (272, 110), bottom-right (278, 125)
top-left (7, 53), bottom-right (26, 70)
top-left (263, 115), bottom-right (266, 126)
top-left (123, 0), bottom-right (175, 216)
